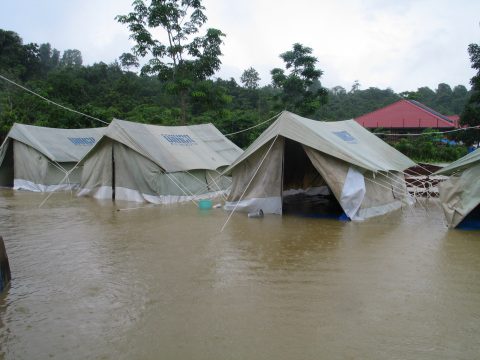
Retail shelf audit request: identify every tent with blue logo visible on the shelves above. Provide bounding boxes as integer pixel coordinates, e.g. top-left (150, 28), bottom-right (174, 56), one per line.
top-left (0, 123), bottom-right (105, 191)
top-left (435, 148), bottom-right (480, 229)
top-left (77, 119), bottom-right (243, 204)
top-left (224, 111), bottom-right (415, 220)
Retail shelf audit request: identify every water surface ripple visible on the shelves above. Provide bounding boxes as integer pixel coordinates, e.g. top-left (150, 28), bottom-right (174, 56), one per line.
top-left (0, 190), bottom-right (479, 359)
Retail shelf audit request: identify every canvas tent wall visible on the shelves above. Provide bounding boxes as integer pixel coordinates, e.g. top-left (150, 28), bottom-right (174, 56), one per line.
top-left (0, 123), bottom-right (105, 192)
top-left (77, 119), bottom-right (243, 204)
top-left (224, 111), bottom-right (416, 220)
top-left (435, 148), bottom-right (480, 228)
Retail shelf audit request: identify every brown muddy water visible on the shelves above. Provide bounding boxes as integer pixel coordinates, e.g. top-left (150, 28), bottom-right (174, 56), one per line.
top-left (0, 190), bottom-right (479, 360)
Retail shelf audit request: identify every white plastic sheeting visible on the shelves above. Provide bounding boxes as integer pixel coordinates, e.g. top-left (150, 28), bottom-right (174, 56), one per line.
top-left (13, 179), bottom-right (78, 192)
top-left (340, 167), bottom-right (366, 220)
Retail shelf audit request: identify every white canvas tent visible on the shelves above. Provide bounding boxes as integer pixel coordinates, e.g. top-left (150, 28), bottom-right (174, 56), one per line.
top-left (0, 123), bottom-right (105, 192)
top-left (224, 111), bottom-right (416, 220)
top-left (77, 119), bottom-right (243, 204)
top-left (435, 148), bottom-right (480, 228)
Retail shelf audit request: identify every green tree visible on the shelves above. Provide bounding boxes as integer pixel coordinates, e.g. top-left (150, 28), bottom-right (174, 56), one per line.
top-left (240, 67), bottom-right (260, 89)
top-left (0, 30), bottom-right (42, 81)
top-left (38, 43), bottom-right (60, 74)
top-left (119, 52), bottom-right (139, 71)
top-left (60, 49), bottom-right (83, 68)
top-left (270, 43), bottom-right (327, 116)
top-left (350, 80), bottom-right (361, 93)
top-left (116, 0), bottom-right (225, 124)
top-left (460, 42), bottom-right (480, 145)
top-left (331, 86), bottom-right (346, 96)
top-left (451, 85), bottom-right (469, 114)
top-left (434, 83), bottom-right (453, 113)
top-left (415, 86), bottom-right (436, 108)
top-left (316, 86), bottom-right (398, 121)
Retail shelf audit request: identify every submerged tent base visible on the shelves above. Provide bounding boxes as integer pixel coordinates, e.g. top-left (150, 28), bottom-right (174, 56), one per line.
top-left (13, 179), bottom-right (79, 192)
top-left (456, 205), bottom-right (480, 230)
top-left (224, 194), bottom-right (405, 221)
top-left (283, 192), bottom-right (347, 220)
top-left (224, 197), bottom-right (282, 214)
top-left (457, 219), bottom-right (480, 230)
top-left (78, 185), bottom-right (227, 205)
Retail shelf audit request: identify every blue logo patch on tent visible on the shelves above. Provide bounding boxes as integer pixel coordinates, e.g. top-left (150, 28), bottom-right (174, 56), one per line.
top-left (68, 137), bottom-right (96, 145)
top-left (162, 134), bottom-right (197, 146)
top-left (333, 131), bottom-right (357, 144)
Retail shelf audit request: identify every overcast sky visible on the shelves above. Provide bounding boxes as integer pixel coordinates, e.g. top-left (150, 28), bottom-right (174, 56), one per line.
top-left (1, 0), bottom-right (479, 93)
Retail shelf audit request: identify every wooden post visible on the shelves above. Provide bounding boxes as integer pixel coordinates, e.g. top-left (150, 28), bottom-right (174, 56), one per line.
top-left (0, 236), bottom-right (11, 292)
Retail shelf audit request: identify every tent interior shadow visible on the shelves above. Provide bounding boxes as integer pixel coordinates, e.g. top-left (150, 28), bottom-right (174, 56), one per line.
top-left (0, 142), bottom-right (14, 187)
top-left (282, 139), bottom-right (344, 219)
top-left (457, 204), bottom-right (480, 230)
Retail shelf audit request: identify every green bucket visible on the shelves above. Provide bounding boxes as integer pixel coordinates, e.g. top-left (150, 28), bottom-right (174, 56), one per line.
top-left (198, 199), bottom-right (213, 210)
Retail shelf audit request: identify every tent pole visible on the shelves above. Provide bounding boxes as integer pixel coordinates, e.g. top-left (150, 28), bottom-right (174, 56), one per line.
top-left (280, 137), bottom-right (285, 215)
top-left (112, 144), bottom-right (115, 201)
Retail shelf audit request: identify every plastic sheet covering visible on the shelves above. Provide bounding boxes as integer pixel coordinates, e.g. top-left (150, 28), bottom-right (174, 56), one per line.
top-left (13, 179), bottom-right (79, 192)
top-left (438, 164), bottom-right (480, 228)
top-left (304, 146), bottom-right (406, 220)
top-left (340, 167), bottom-right (366, 219)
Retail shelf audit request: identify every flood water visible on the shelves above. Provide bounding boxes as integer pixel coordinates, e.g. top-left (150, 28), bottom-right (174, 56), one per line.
top-left (0, 190), bottom-right (479, 360)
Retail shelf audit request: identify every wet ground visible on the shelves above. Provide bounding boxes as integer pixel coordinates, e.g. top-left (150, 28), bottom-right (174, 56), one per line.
top-left (0, 190), bottom-right (479, 359)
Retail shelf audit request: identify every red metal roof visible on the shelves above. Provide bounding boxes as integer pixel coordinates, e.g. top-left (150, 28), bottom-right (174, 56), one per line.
top-left (354, 100), bottom-right (458, 129)
top-left (446, 115), bottom-right (460, 127)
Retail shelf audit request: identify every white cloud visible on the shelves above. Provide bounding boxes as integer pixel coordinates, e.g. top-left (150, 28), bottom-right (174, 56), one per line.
top-left (1, 0), bottom-right (478, 92)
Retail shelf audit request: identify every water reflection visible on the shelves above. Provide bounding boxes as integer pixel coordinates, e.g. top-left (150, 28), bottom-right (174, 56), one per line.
top-left (0, 190), bottom-right (479, 359)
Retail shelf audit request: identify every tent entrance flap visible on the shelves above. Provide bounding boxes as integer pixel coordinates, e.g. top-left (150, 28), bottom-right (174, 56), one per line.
top-left (282, 139), bottom-right (343, 218)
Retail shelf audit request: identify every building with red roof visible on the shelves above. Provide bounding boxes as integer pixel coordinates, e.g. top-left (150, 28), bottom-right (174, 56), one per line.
top-left (355, 99), bottom-right (459, 131)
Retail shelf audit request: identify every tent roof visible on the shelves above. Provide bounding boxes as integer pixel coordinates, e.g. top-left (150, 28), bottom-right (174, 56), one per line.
top-left (355, 99), bottom-right (457, 129)
top-left (226, 111), bottom-right (415, 173)
top-left (2, 123), bottom-right (106, 162)
top-left (435, 148), bottom-right (480, 175)
top-left (89, 119), bottom-right (243, 172)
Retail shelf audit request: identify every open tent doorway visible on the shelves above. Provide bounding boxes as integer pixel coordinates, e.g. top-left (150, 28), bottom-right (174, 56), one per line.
top-left (282, 139), bottom-right (344, 218)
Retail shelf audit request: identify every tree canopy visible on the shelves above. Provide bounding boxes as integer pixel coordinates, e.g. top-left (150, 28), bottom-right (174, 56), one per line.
top-left (240, 67), bottom-right (260, 89)
top-left (270, 43), bottom-right (327, 116)
top-left (0, 27), bottom-right (473, 159)
top-left (116, 0), bottom-right (226, 124)
top-left (459, 42), bottom-right (480, 145)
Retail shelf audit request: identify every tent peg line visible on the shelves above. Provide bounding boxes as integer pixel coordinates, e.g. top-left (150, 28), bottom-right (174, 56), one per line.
top-left (220, 135), bottom-right (279, 233)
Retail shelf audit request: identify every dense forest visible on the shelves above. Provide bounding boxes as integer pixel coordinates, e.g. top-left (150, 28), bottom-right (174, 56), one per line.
top-left (0, 3), bottom-right (478, 164)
